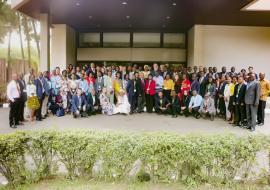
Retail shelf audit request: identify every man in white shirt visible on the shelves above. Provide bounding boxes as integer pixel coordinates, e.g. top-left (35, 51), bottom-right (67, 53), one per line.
top-left (6, 74), bottom-right (20, 128)
top-left (188, 90), bottom-right (203, 119)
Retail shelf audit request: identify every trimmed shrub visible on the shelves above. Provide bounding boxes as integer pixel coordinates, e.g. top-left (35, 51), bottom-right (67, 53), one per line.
top-left (0, 130), bottom-right (268, 187)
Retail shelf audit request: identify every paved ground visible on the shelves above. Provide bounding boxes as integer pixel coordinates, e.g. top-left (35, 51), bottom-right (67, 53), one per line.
top-left (0, 108), bottom-right (269, 135)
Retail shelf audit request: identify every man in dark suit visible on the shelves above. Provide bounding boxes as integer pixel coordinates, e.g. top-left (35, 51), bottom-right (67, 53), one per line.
top-left (218, 75), bottom-right (227, 118)
top-left (94, 71), bottom-right (104, 97)
top-left (136, 72), bottom-right (145, 113)
top-left (233, 76), bottom-right (247, 127)
top-left (245, 73), bottom-right (261, 131)
top-left (87, 89), bottom-right (101, 115)
top-left (71, 88), bottom-right (88, 118)
top-left (17, 73), bottom-right (27, 122)
top-left (34, 72), bottom-right (45, 121)
top-left (155, 91), bottom-right (171, 114)
top-left (126, 74), bottom-right (138, 114)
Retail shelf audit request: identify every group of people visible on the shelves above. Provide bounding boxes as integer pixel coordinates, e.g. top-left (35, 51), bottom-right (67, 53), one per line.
top-left (6, 63), bottom-right (269, 132)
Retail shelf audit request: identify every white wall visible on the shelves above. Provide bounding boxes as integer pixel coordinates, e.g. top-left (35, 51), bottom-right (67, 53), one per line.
top-left (66, 26), bottom-right (76, 67)
top-left (188, 25), bottom-right (270, 78)
top-left (51, 24), bottom-right (76, 71)
top-left (77, 48), bottom-right (186, 62)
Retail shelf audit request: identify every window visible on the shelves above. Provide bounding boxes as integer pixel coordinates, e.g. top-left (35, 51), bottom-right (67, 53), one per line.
top-left (103, 33), bottom-right (130, 47)
top-left (79, 33), bottom-right (100, 47)
top-left (133, 33), bottom-right (160, 47)
top-left (163, 33), bottom-right (185, 48)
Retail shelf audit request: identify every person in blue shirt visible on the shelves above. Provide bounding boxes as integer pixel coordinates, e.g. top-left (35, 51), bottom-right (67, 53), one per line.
top-left (188, 90), bottom-right (203, 119)
top-left (78, 73), bottom-right (89, 96)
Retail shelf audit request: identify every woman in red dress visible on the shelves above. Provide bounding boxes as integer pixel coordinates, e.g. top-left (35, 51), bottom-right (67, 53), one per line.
top-left (145, 73), bottom-right (156, 113)
top-left (179, 73), bottom-right (191, 100)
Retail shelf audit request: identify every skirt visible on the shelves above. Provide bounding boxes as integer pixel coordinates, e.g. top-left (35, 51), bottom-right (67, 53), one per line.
top-left (27, 96), bottom-right (40, 110)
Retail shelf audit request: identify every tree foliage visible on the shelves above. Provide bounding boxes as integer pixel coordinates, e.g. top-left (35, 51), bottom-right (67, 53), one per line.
top-left (0, 130), bottom-right (269, 188)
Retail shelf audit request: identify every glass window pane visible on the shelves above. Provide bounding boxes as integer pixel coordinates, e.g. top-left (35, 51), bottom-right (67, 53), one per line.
top-left (79, 33), bottom-right (100, 47)
top-left (133, 33), bottom-right (160, 47)
top-left (163, 33), bottom-right (185, 48)
top-left (103, 33), bottom-right (130, 47)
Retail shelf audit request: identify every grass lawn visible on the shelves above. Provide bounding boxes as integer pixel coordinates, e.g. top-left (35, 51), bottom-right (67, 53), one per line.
top-left (0, 177), bottom-right (269, 190)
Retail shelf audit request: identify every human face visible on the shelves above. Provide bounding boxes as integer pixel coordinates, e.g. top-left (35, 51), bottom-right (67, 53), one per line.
top-left (238, 77), bottom-right (243, 84)
top-left (182, 74), bottom-right (186, 80)
top-left (175, 74), bottom-right (179, 81)
top-left (56, 68), bottom-right (60, 75)
top-left (158, 92), bottom-right (163, 98)
top-left (259, 73), bottom-right (265, 80)
top-left (192, 90), bottom-right (197, 96)
top-left (227, 77), bottom-right (232, 84)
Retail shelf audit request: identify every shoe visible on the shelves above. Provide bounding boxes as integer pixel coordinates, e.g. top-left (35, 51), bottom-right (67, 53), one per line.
top-left (210, 115), bottom-right (214, 121)
top-left (195, 115), bottom-right (201, 119)
top-left (258, 123), bottom-right (264, 126)
top-left (36, 118), bottom-right (42, 121)
top-left (18, 122), bottom-right (24, 126)
top-left (10, 124), bottom-right (17, 128)
top-left (249, 127), bottom-right (255, 132)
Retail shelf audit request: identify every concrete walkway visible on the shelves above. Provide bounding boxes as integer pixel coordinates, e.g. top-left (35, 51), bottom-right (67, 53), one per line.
top-left (0, 108), bottom-right (269, 135)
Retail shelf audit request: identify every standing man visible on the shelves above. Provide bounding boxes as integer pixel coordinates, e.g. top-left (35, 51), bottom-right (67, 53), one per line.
top-left (233, 76), bottom-right (247, 127)
top-left (34, 72), bottom-right (45, 121)
top-left (95, 71), bottom-right (104, 98)
top-left (17, 73), bottom-right (27, 122)
top-left (7, 74), bottom-right (21, 128)
top-left (137, 72), bottom-right (145, 113)
top-left (126, 74), bottom-right (137, 114)
top-left (41, 71), bottom-right (51, 118)
top-left (153, 71), bottom-right (163, 97)
top-left (245, 73), bottom-right (261, 131)
top-left (257, 73), bottom-right (270, 126)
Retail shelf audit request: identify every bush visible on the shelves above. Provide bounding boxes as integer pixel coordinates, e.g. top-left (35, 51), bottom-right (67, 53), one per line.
top-left (0, 130), bottom-right (269, 187)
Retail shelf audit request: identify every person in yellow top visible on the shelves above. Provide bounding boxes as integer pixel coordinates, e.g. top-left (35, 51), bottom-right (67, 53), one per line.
top-left (257, 72), bottom-right (270, 126)
top-left (113, 71), bottom-right (122, 99)
top-left (163, 73), bottom-right (174, 101)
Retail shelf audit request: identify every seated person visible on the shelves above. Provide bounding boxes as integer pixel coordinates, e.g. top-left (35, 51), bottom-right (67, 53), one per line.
top-left (87, 89), bottom-right (101, 116)
top-left (49, 93), bottom-right (62, 115)
top-left (71, 88), bottom-right (88, 118)
top-left (199, 93), bottom-right (216, 121)
top-left (188, 90), bottom-right (203, 119)
top-left (180, 90), bottom-right (190, 117)
top-left (99, 87), bottom-right (114, 116)
top-left (155, 91), bottom-right (171, 114)
top-left (114, 89), bottom-right (130, 115)
top-left (171, 90), bottom-right (180, 118)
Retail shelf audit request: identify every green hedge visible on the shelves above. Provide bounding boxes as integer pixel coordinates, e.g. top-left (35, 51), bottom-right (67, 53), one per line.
top-left (0, 130), bottom-right (269, 187)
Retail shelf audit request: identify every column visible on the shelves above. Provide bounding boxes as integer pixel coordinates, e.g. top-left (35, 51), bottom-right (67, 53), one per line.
top-left (39, 13), bottom-right (50, 72)
top-left (51, 24), bottom-right (76, 71)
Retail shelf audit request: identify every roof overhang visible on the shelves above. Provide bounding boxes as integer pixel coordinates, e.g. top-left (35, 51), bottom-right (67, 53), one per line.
top-left (11, 0), bottom-right (30, 10)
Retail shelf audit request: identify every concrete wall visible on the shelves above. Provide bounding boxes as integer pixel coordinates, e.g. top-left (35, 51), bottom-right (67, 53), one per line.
top-left (77, 48), bottom-right (186, 62)
top-left (51, 24), bottom-right (76, 70)
top-left (188, 25), bottom-right (270, 78)
top-left (66, 26), bottom-right (76, 67)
